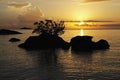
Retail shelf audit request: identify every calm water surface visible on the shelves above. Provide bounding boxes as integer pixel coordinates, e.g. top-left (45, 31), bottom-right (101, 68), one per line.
top-left (0, 29), bottom-right (120, 80)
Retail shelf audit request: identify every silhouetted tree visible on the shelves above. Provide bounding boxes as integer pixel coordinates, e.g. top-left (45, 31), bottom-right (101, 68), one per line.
top-left (32, 20), bottom-right (65, 36)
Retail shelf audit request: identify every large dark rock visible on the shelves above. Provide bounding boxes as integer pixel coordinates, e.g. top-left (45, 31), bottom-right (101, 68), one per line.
top-left (9, 38), bottom-right (21, 42)
top-left (19, 34), bottom-right (70, 50)
top-left (0, 29), bottom-right (22, 35)
top-left (70, 36), bottom-right (110, 51)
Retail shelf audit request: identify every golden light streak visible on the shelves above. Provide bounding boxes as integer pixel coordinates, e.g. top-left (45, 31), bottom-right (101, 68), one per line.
top-left (80, 29), bottom-right (84, 36)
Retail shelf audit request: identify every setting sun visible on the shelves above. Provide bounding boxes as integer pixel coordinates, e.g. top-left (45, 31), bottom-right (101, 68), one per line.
top-left (79, 21), bottom-right (85, 25)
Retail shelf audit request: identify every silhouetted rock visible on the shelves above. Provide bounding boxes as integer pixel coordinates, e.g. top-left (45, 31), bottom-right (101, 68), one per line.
top-left (19, 34), bottom-right (70, 50)
top-left (93, 39), bottom-right (110, 50)
top-left (70, 36), bottom-right (110, 51)
top-left (20, 27), bottom-right (32, 29)
top-left (9, 38), bottom-right (21, 42)
top-left (70, 36), bottom-right (94, 51)
top-left (0, 29), bottom-right (22, 35)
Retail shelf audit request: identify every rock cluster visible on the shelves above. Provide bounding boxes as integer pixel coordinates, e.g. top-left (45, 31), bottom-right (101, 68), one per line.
top-left (19, 35), bottom-right (110, 51)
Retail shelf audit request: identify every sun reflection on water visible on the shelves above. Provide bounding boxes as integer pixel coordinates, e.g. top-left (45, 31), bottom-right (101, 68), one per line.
top-left (80, 29), bottom-right (84, 36)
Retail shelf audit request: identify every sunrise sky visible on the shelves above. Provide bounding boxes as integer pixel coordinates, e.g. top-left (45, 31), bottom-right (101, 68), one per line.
top-left (0, 0), bottom-right (120, 28)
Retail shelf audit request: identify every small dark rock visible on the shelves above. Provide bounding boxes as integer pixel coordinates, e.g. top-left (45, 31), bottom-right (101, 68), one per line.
top-left (20, 27), bottom-right (32, 29)
top-left (9, 38), bottom-right (21, 42)
top-left (0, 29), bottom-right (22, 35)
top-left (19, 34), bottom-right (70, 50)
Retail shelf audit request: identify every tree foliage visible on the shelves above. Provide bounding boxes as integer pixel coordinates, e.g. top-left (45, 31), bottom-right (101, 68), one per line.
top-left (32, 20), bottom-right (65, 36)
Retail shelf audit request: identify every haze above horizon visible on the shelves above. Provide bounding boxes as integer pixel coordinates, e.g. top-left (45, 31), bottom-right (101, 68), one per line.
top-left (0, 0), bottom-right (120, 29)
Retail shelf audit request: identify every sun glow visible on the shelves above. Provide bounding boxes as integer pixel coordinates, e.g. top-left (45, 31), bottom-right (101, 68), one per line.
top-left (79, 21), bottom-right (85, 25)
top-left (80, 29), bottom-right (84, 36)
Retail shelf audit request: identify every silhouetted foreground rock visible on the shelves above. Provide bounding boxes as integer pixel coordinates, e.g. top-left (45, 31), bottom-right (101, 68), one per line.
top-left (19, 34), bottom-right (70, 50)
top-left (0, 29), bottom-right (22, 35)
top-left (70, 36), bottom-right (110, 51)
top-left (9, 38), bottom-right (21, 42)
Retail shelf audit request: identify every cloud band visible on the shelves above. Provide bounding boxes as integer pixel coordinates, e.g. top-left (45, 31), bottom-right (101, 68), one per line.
top-left (8, 2), bottom-right (31, 8)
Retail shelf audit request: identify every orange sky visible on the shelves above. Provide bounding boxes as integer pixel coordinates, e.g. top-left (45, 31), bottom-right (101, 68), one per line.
top-left (0, 0), bottom-right (120, 28)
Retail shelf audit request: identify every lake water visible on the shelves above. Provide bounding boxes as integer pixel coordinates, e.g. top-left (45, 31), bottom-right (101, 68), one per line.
top-left (0, 29), bottom-right (120, 80)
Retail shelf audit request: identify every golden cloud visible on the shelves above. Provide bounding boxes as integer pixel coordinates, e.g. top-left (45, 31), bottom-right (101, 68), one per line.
top-left (17, 6), bottom-right (44, 27)
top-left (8, 2), bottom-right (31, 8)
